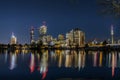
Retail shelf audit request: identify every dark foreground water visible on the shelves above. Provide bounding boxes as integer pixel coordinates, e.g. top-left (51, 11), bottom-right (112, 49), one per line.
top-left (0, 50), bottom-right (120, 80)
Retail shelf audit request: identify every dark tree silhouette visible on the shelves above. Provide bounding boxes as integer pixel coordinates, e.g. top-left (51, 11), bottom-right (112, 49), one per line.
top-left (102, 40), bottom-right (108, 45)
top-left (97, 0), bottom-right (120, 17)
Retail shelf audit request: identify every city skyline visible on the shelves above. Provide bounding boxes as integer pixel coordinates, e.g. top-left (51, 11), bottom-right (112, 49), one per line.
top-left (0, 0), bottom-right (120, 44)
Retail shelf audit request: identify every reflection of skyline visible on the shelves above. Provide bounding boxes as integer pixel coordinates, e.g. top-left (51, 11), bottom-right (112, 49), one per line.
top-left (48, 50), bottom-right (120, 77)
top-left (105, 51), bottom-right (118, 77)
top-left (111, 52), bottom-right (117, 77)
top-left (106, 52), bottom-right (111, 67)
top-left (29, 53), bottom-right (35, 73)
top-left (112, 53), bottom-right (115, 77)
top-left (39, 50), bottom-right (48, 80)
top-left (9, 52), bottom-right (17, 70)
top-left (78, 51), bottom-right (86, 70)
top-left (99, 51), bottom-right (103, 67)
top-left (65, 50), bottom-right (71, 68)
top-left (58, 50), bottom-right (63, 67)
top-left (118, 53), bottom-right (120, 68)
top-left (93, 51), bottom-right (98, 67)
top-left (47, 50), bottom-right (120, 69)
top-left (49, 50), bottom-right (86, 69)
top-left (4, 50), bottom-right (8, 63)
top-left (2, 50), bottom-right (120, 78)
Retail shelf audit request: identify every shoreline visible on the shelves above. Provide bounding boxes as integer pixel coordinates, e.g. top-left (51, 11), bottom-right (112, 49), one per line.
top-left (0, 44), bottom-right (119, 51)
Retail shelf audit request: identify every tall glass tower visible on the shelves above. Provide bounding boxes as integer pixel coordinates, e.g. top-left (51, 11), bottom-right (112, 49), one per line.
top-left (39, 22), bottom-right (47, 42)
top-left (10, 32), bottom-right (17, 45)
top-left (111, 25), bottom-right (114, 44)
top-left (30, 26), bottom-right (35, 44)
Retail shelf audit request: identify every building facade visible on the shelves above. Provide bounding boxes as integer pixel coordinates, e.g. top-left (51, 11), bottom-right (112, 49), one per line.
top-left (10, 33), bottom-right (17, 45)
top-left (30, 26), bottom-right (35, 44)
top-left (66, 28), bottom-right (85, 47)
top-left (38, 24), bottom-right (47, 44)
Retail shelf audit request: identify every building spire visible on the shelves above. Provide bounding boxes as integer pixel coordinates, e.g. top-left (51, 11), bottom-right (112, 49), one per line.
top-left (11, 32), bottom-right (15, 38)
top-left (111, 24), bottom-right (114, 44)
top-left (30, 26), bottom-right (35, 44)
top-left (111, 24), bottom-right (114, 35)
top-left (42, 21), bottom-right (46, 26)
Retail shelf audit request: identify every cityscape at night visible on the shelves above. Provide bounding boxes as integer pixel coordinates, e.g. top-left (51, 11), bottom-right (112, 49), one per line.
top-left (0, 0), bottom-right (120, 44)
top-left (0, 0), bottom-right (120, 80)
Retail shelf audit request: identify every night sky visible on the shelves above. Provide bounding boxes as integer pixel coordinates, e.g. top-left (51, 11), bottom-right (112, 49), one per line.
top-left (0, 0), bottom-right (120, 44)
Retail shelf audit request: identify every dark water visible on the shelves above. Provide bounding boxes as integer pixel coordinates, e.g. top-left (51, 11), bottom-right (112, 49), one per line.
top-left (0, 50), bottom-right (120, 80)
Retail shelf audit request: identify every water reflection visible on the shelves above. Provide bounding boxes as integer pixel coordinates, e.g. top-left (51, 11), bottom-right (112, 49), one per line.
top-left (99, 52), bottom-right (102, 67)
top-left (58, 50), bottom-right (63, 67)
top-left (4, 50), bottom-right (8, 63)
top-left (93, 51), bottom-right (98, 67)
top-left (78, 51), bottom-right (85, 70)
top-left (47, 50), bottom-right (120, 77)
top-left (29, 53), bottom-right (35, 73)
top-left (9, 52), bottom-right (17, 70)
top-left (39, 50), bottom-right (48, 80)
top-left (118, 53), bottom-right (120, 68)
top-left (112, 52), bottom-right (115, 77)
top-left (65, 50), bottom-right (72, 68)
top-left (1, 50), bottom-right (120, 79)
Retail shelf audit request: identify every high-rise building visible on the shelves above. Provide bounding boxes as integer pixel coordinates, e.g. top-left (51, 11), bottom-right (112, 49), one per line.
top-left (66, 30), bottom-right (74, 46)
top-left (111, 25), bottom-right (114, 44)
top-left (39, 22), bottom-right (47, 43)
top-left (30, 26), bottom-right (35, 44)
top-left (58, 34), bottom-right (65, 47)
top-left (58, 34), bottom-right (64, 41)
top-left (74, 28), bottom-right (84, 46)
top-left (66, 28), bottom-right (85, 47)
top-left (10, 32), bottom-right (17, 45)
top-left (46, 35), bottom-right (53, 42)
top-left (38, 22), bottom-right (48, 45)
top-left (39, 23), bottom-right (47, 36)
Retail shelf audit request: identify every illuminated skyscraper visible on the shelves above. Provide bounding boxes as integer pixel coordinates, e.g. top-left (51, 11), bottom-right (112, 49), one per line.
top-left (10, 32), bottom-right (17, 45)
top-left (38, 22), bottom-right (47, 44)
top-left (58, 34), bottom-right (65, 47)
top-left (73, 28), bottom-right (85, 46)
top-left (58, 34), bottom-right (64, 41)
top-left (111, 25), bottom-right (114, 44)
top-left (39, 22), bottom-right (47, 36)
top-left (30, 26), bottom-right (35, 44)
top-left (66, 28), bottom-right (85, 47)
top-left (46, 35), bottom-right (53, 42)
